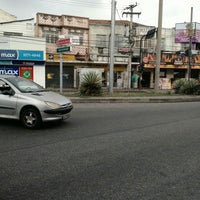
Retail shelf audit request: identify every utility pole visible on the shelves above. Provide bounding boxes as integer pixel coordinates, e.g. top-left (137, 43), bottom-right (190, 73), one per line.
top-left (109, 0), bottom-right (116, 94)
top-left (187, 7), bottom-right (193, 80)
top-left (123, 3), bottom-right (141, 89)
top-left (155, 0), bottom-right (163, 92)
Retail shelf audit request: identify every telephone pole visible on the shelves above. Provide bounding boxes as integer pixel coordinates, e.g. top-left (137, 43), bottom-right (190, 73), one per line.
top-left (155, 0), bottom-right (163, 92)
top-left (187, 7), bottom-right (193, 80)
top-left (123, 3), bottom-right (141, 88)
top-left (109, 0), bottom-right (116, 94)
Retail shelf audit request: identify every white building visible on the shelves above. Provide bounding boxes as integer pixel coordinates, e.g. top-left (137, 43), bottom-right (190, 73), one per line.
top-left (0, 16), bottom-right (46, 87)
top-left (0, 9), bottom-right (16, 23)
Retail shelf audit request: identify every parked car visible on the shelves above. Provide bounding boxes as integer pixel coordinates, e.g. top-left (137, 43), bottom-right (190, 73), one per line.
top-left (0, 75), bottom-right (73, 129)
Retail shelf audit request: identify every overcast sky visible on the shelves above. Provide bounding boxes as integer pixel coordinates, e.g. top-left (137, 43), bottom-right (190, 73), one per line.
top-left (0, 0), bottom-right (200, 28)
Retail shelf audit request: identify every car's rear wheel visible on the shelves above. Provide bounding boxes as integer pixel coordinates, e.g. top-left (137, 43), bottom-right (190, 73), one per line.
top-left (20, 107), bottom-right (42, 129)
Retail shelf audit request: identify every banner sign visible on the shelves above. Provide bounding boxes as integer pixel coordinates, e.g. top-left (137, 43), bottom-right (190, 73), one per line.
top-left (0, 50), bottom-right (44, 61)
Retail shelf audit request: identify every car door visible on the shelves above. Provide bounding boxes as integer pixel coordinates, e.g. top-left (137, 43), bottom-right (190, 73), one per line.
top-left (0, 80), bottom-right (17, 117)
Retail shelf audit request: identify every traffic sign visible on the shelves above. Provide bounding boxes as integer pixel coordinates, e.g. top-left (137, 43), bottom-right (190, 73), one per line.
top-left (56, 38), bottom-right (71, 46)
top-left (143, 57), bottom-right (149, 63)
top-left (56, 46), bottom-right (72, 53)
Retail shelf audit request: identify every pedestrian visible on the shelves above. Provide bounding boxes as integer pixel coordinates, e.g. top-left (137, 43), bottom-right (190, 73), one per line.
top-left (132, 72), bottom-right (138, 89)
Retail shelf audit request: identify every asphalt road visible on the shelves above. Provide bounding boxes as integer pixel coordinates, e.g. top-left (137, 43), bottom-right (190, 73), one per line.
top-left (0, 102), bottom-right (200, 200)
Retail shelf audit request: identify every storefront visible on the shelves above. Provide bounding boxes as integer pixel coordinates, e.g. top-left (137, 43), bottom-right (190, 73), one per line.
top-left (0, 49), bottom-right (45, 87)
top-left (46, 64), bottom-right (74, 88)
top-left (143, 52), bottom-right (200, 89)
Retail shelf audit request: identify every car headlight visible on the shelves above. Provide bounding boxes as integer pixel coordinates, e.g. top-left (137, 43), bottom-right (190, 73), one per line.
top-left (45, 101), bottom-right (61, 109)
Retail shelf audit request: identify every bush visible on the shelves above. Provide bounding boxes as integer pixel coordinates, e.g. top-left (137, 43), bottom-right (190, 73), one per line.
top-left (80, 72), bottom-right (102, 96)
top-left (173, 78), bottom-right (200, 95)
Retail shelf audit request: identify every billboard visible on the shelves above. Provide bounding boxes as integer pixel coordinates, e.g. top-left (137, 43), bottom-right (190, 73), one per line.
top-left (175, 22), bottom-right (200, 43)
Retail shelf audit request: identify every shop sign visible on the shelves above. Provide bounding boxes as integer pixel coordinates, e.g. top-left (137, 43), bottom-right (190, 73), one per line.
top-left (18, 50), bottom-right (44, 61)
top-left (0, 50), bottom-right (44, 61)
top-left (0, 67), bottom-right (19, 76)
top-left (56, 38), bottom-right (71, 46)
top-left (20, 67), bottom-right (33, 80)
top-left (12, 60), bottom-right (45, 66)
top-left (0, 50), bottom-right (18, 60)
top-left (46, 54), bottom-right (75, 61)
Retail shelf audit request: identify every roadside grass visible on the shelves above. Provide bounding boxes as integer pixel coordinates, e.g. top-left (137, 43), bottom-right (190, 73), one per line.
top-left (49, 87), bottom-right (186, 97)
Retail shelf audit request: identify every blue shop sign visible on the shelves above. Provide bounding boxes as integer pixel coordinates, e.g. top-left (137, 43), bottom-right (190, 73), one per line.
top-left (0, 50), bottom-right (18, 60)
top-left (18, 50), bottom-right (44, 61)
top-left (0, 66), bottom-right (19, 76)
top-left (0, 50), bottom-right (44, 61)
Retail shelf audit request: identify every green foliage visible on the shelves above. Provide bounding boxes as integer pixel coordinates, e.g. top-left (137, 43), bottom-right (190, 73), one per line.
top-left (80, 71), bottom-right (102, 96)
top-left (173, 78), bottom-right (200, 95)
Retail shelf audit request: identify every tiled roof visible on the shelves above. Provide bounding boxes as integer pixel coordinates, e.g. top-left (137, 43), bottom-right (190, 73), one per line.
top-left (89, 19), bottom-right (148, 27)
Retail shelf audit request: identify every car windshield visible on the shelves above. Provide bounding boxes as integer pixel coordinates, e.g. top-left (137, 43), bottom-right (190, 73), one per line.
top-left (5, 76), bottom-right (45, 93)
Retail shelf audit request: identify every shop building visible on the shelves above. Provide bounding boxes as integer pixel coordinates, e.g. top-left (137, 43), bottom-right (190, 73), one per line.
top-left (0, 18), bottom-right (46, 87)
top-left (89, 19), bottom-right (130, 88)
top-left (35, 13), bottom-right (90, 88)
top-left (140, 23), bottom-right (200, 89)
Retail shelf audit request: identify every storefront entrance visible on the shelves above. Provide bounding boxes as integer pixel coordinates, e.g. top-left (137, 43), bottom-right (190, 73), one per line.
top-left (46, 65), bottom-right (74, 88)
top-left (141, 71), bottom-right (151, 88)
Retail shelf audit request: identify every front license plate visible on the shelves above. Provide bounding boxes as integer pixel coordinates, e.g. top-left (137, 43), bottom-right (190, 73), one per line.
top-left (62, 113), bottom-right (70, 120)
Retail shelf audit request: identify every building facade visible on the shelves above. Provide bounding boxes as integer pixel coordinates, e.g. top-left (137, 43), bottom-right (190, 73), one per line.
top-left (1, 9), bottom-right (200, 90)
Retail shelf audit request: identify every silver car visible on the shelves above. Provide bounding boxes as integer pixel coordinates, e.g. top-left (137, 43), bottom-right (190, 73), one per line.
top-left (0, 75), bottom-right (73, 129)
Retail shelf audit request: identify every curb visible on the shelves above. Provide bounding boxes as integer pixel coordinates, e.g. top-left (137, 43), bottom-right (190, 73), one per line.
top-left (70, 96), bottom-right (200, 103)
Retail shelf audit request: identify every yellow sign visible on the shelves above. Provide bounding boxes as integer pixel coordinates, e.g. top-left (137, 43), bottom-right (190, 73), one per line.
top-left (46, 53), bottom-right (75, 61)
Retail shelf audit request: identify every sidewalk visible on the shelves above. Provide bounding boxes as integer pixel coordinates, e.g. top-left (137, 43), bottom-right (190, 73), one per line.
top-left (70, 95), bottom-right (200, 103)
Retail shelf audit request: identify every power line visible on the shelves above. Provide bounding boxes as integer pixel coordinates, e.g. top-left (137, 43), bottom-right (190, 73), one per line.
top-left (39, 0), bottom-right (111, 9)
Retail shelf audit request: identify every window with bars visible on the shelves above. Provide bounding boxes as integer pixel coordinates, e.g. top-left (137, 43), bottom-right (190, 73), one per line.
top-left (96, 34), bottom-right (107, 48)
top-left (115, 34), bottom-right (129, 48)
top-left (68, 29), bottom-right (84, 46)
top-left (42, 31), bottom-right (59, 44)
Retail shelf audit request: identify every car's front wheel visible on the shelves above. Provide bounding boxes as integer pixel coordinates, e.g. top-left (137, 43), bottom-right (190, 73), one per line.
top-left (20, 107), bottom-right (42, 129)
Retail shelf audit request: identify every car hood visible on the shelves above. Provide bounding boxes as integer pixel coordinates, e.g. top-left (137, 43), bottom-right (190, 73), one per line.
top-left (25, 91), bottom-right (72, 105)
